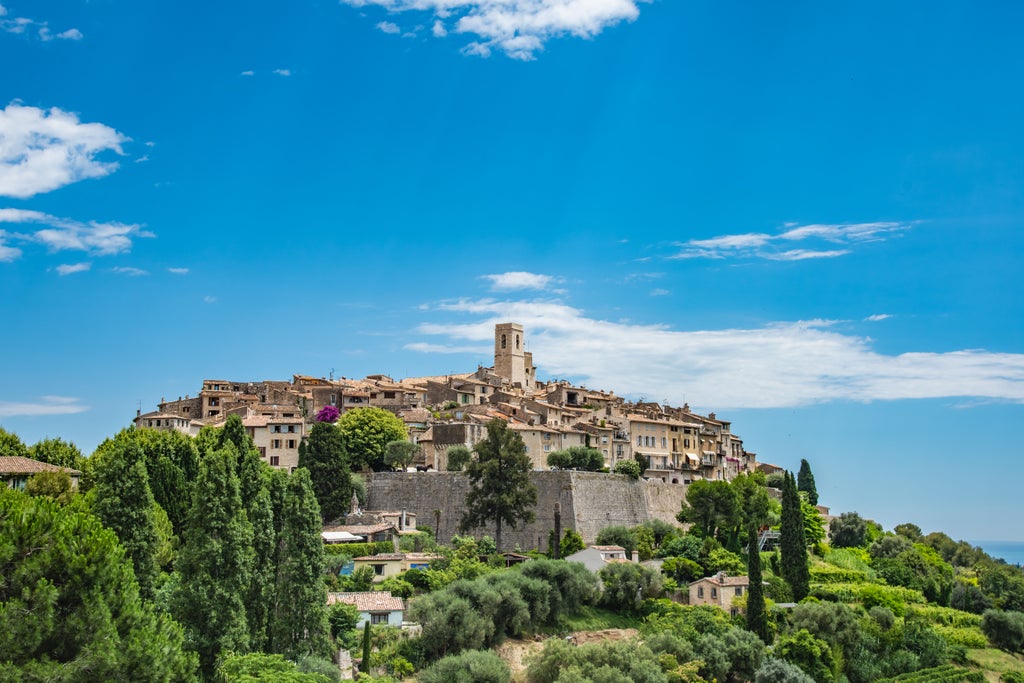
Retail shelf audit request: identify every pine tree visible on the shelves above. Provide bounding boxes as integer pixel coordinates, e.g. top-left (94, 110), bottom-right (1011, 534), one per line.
top-left (91, 441), bottom-right (160, 601)
top-left (298, 421), bottom-right (352, 523)
top-left (781, 471), bottom-right (810, 602)
top-left (272, 468), bottom-right (330, 659)
top-left (174, 445), bottom-right (254, 678)
top-left (460, 419), bottom-right (537, 552)
top-left (797, 459), bottom-right (818, 506)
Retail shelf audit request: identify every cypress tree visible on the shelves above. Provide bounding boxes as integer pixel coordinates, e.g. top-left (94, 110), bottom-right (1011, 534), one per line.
top-left (174, 445), bottom-right (254, 678)
top-left (246, 486), bottom-right (276, 651)
top-left (91, 441), bottom-right (160, 601)
top-left (298, 421), bottom-right (352, 523)
top-left (272, 468), bottom-right (330, 659)
top-left (797, 459), bottom-right (818, 506)
top-left (746, 525), bottom-right (769, 642)
top-left (781, 471), bottom-right (810, 601)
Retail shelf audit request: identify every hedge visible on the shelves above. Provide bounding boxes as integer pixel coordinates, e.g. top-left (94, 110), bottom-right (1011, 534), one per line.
top-left (324, 541), bottom-right (396, 558)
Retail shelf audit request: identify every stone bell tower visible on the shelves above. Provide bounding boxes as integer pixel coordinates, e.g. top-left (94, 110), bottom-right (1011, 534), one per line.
top-left (494, 322), bottom-right (527, 389)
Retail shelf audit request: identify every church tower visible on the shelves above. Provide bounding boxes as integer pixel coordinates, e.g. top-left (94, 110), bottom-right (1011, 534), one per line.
top-left (494, 322), bottom-right (527, 389)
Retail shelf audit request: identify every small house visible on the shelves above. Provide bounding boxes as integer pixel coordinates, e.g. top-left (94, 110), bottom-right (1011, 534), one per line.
top-left (688, 572), bottom-right (750, 616)
top-left (327, 591), bottom-right (404, 627)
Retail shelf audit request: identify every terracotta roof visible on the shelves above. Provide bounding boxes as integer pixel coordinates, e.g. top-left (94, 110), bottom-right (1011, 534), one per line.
top-left (691, 573), bottom-right (750, 587)
top-left (328, 591), bottom-right (405, 612)
top-left (591, 545), bottom-right (626, 553)
top-left (354, 553), bottom-right (406, 561)
top-left (0, 456), bottom-right (81, 476)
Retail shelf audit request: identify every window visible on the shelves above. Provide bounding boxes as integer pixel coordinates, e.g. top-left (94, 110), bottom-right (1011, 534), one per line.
top-left (661, 437), bottom-right (667, 449)
top-left (287, 425), bottom-right (296, 433)
top-left (208, 397), bottom-right (220, 407)
top-left (384, 391), bottom-right (396, 399)
top-left (735, 587), bottom-right (743, 596)
top-left (501, 334), bottom-right (506, 349)
top-left (372, 564), bottom-right (385, 576)
top-left (259, 447), bottom-right (266, 458)
top-left (684, 438), bottom-right (690, 448)
top-left (270, 455), bottom-right (280, 466)
top-left (711, 588), bottom-right (718, 599)
top-left (272, 439), bottom-right (282, 449)
top-left (516, 334), bottom-right (520, 349)
top-left (637, 436), bottom-right (642, 446)
top-left (697, 587), bottom-right (704, 598)
top-left (287, 439), bottom-right (296, 449)
top-left (602, 436), bottom-right (608, 444)
top-left (370, 613), bottom-right (389, 625)
top-left (272, 425), bottom-right (282, 433)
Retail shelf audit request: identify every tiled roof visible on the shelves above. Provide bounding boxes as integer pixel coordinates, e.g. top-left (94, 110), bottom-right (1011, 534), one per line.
top-left (354, 553), bottom-right (406, 562)
top-left (0, 456), bottom-right (81, 476)
top-left (327, 591), bottom-right (405, 612)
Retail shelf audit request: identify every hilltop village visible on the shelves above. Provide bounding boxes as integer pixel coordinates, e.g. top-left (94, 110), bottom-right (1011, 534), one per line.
top-left (137, 322), bottom-right (762, 484)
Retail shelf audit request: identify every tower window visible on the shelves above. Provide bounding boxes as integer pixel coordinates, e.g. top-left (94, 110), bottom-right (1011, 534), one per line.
top-left (501, 334), bottom-right (506, 349)
top-left (516, 335), bottom-right (520, 349)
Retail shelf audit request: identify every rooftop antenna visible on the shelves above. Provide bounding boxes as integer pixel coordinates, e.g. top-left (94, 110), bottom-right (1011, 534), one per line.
top-left (329, 368), bottom-right (334, 381)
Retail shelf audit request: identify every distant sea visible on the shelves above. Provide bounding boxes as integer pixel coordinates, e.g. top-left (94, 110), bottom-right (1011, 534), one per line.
top-left (971, 541), bottom-right (1024, 567)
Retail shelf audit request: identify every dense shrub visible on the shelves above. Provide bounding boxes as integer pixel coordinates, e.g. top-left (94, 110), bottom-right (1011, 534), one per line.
top-left (418, 650), bottom-right (511, 683)
top-left (981, 609), bottom-right (1024, 652)
top-left (755, 657), bottom-right (816, 683)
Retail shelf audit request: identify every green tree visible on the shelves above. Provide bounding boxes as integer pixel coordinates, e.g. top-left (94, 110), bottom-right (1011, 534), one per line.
top-left (0, 426), bottom-right (28, 458)
top-left (560, 529), bottom-right (586, 556)
top-left (383, 439), bottom-right (419, 471)
top-left (24, 469), bottom-right (74, 504)
top-left (777, 628), bottom-right (836, 682)
top-left (829, 511), bottom-right (867, 548)
top-left (982, 609), bottom-right (1024, 652)
top-left (298, 421), bottom-right (352, 523)
top-left (218, 652), bottom-right (332, 682)
top-left (735, 472), bottom-right (771, 643)
top-left (797, 459), bottom-right (818, 506)
top-left (419, 650), bottom-right (512, 683)
top-left (547, 446), bottom-right (604, 471)
top-left (272, 468), bottom-right (330, 659)
top-left (677, 479), bottom-right (739, 540)
top-left (460, 419), bottom-right (537, 552)
top-left (755, 658), bottom-right (815, 683)
top-left (27, 436), bottom-right (84, 469)
top-left (174, 445), bottom-right (254, 678)
top-left (598, 562), bottom-right (663, 611)
top-left (518, 558), bottom-right (599, 622)
top-left (91, 442), bottom-right (160, 601)
top-left (613, 459), bottom-right (641, 479)
top-left (446, 445), bottom-right (472, 471)
top-left (781, 472), bottom-right (810, 602)
top-left (894, 522), bottom-right (923, 541)
top-left (0, 487), bottom-right (198, 681)
top-left (336, 406), bottom-right (408, 472)
top-left (247, 486), bottom-right (277, 651)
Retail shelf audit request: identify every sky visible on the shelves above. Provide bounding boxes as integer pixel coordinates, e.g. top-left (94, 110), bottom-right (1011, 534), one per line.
top-left (2, 0), bottom-right (1023, 542)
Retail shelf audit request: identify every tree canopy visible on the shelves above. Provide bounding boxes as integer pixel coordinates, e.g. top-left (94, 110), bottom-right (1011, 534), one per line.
top-left (546, 446), bottom-right (604, 471)
top-left (460, 419), bottom-right (537, 552)
top-left (298, 421), bottom-right (351, 523)
top-left (797, 459), bottom-right (818, 506)
top-left (0, 487), bottom-right (198, 681)
top-left (336, 406), bottom-right (408, 472)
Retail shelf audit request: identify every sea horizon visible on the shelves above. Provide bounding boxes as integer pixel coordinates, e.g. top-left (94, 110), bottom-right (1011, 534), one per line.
top-left (970, 540), bottom-right (1024, 567)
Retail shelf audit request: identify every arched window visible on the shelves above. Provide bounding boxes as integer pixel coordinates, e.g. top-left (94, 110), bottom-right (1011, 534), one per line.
top-left (516, 335), bottom-right (520, 349)
top-left (501, 334), bottom-right (506, 349)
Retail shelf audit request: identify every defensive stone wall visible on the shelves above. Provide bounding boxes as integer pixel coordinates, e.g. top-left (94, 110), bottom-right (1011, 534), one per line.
top-left (364, 471), bottom-right (690, 551)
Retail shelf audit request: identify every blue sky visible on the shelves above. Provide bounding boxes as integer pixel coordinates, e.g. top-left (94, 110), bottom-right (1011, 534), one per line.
top-left (3, 0), bottom-right (1023, 541)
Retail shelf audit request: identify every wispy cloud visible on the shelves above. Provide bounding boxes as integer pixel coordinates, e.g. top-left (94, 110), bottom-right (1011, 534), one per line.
top-left (0, 103), bottom-right (128, 198)
top-left (0, 230), bottom-right (21, 262)
top-left (482, 271), bottom-right (558, 291)
top-left (1, 6), bottom-right (82, 42)
top-left (649, 288), bottom-right (670, 297)
top-left (341, 0), bottom-right (644, 60)
top-left (376, 21), bottom-right (400, 34)
top-left (240, 70), bottom-right (255, 76)
top-left (112, 266), bottom-right (148, 276)
top-left (671, 222), bottom-right (912, 261)
top-left (0, 208), bottom-right (152, 257)
top-left (203, 295), bottom-right (217, 304)
top-left (55, 262), bottom-right (90, 275)
top-left (866, 313), bottom-right (892, 322)
top-left (410, 299), bottom-right (1024, 409)
top-left (272, 68), bottom-right (292, 76)
top-left (168, 267), bottom-right (189, 275)
top-left (0, 395), bottom-right (88, 417)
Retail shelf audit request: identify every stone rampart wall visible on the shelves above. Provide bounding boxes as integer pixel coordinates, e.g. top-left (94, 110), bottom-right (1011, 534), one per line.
top-left (364, 471), bottom-right (690, 551)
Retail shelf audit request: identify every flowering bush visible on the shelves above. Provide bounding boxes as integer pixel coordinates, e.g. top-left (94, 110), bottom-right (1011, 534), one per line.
top-left (315, 405), bottom-right (340, 423)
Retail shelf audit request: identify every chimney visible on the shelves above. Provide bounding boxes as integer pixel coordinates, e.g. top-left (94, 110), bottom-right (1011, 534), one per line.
top-left (631, 550), bottom-right (639, 563)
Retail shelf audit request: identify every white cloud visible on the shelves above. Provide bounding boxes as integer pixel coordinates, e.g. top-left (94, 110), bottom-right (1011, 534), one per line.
top-left (0, 230), bottom-right (21, 261)
top-left (432, 19), bottom-right (447, 36)
top-left (135, 154), bottom-right (149, 163)
top-left (376, 20), bottom-right (401, 34)
top-left (0, 208), bottom-right (152, 257)
top-left (240, 70), bottom-right (255, 76)
top-left (168, 267), bottom-right (189, 275)
top-left (55, 262), bottom-right (90, 275)
top-left (342, 0), bottom-right (644, 59)
top-left (866, 313), bottom-right (892, 322)
top-left (56, 27), bottom-right (82, 40)
top-left (671, 222), bottom-right (912, 262)
top-left (272, 68), bottom-right (292, 76)
top-left (649, 288), bottom-right (669, 296)
top-left (2, 7), bottom-right (81, 41)
top-left (0, 395), bottom-right (88, 417)
top-left (482, 271), bottom-right (556, 291)
top-left (112, 266), bottom-right (148, 276)
top-left (203, 295), bottom-right (217, 303)
top-left (0, 103), bottom-right (128, 198)
top-left (410, 299), bottom-right (1024, 409)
